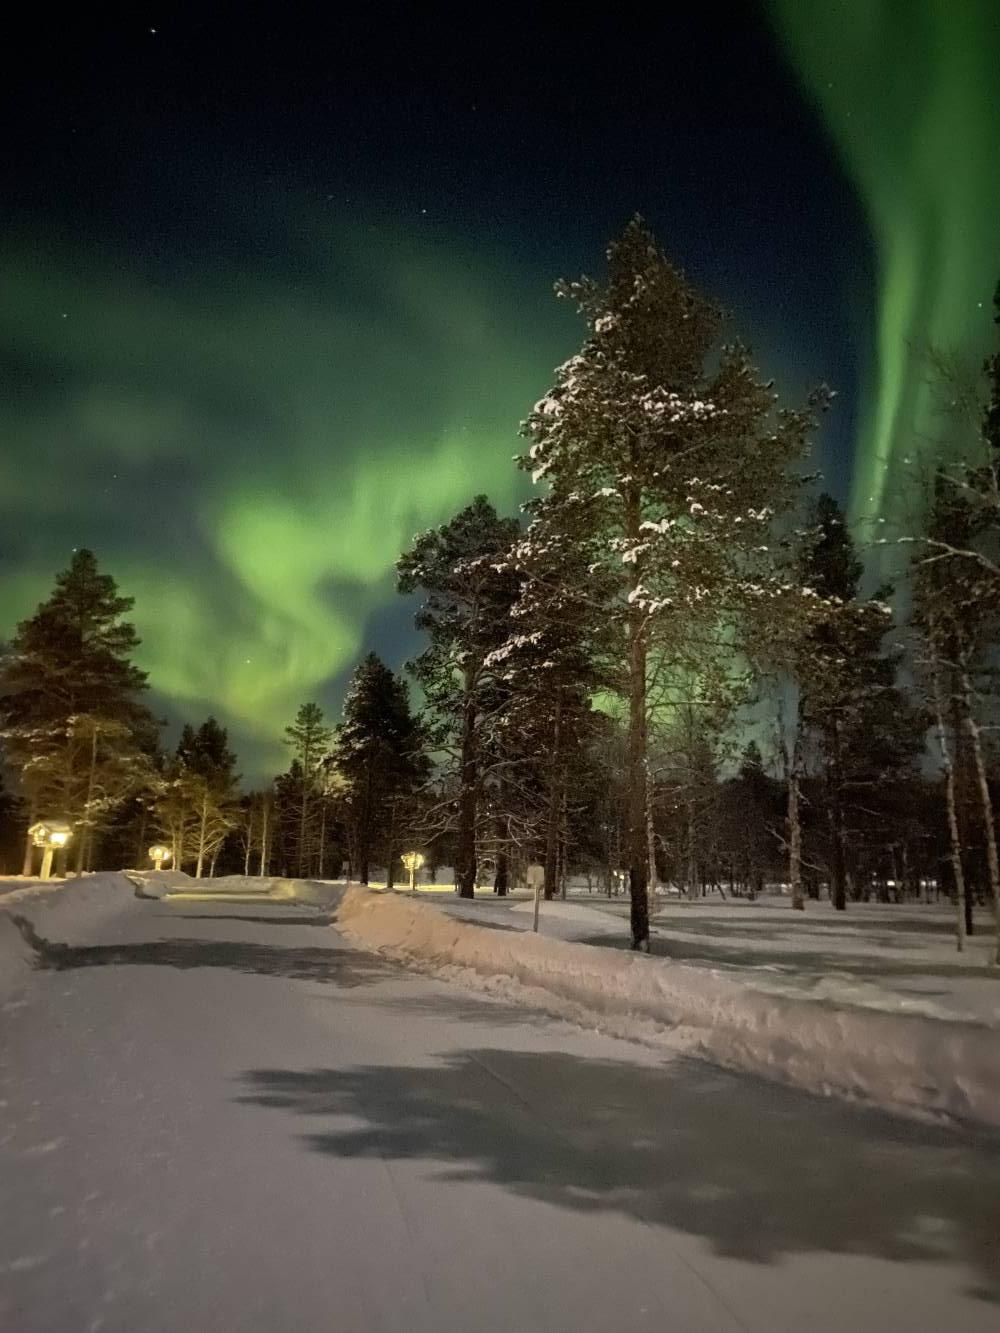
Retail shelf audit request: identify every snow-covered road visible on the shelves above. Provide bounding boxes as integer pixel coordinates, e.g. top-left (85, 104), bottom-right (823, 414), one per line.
top-left (2, 889), bottom-right (998, 1332)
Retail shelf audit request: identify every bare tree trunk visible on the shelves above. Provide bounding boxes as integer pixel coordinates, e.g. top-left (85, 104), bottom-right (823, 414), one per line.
top-left (951, 683), bottom-right (975, 937)
top-left (788, 724), bottom-right (804, 910)
top-left (645, 759), bottom-right (658, 896)
top-left (244, 803), bottom-right (253, 877)
top-left (627, 613), bottom-right (650, 948)
top-left (624, 476), bottom-right (650, 949)
top-left (960, 668), bottom-right (1000, 964)
top-left (931, 659), bottom-right (967, 951)
top-left (385, 798), bottom-right (398, 890)
top-left (258, 799), bottom-right (269, 877)
top-left (559, 785), bottom-right (569, 902)
top-left (75, 725), bottom-right (100, 874)
top-left (543, 694), bottom-right (562, 901)
top-left (195, 790), bottom-right (208, 878)
top-left (298, 749), bottom-right (313, 878)
top-left (493, 848), bottom-right (509, 896)
top-left (829, 718), bottom-right (847, 911)
top-left (318, 801), bottom-right (327, 879)
top-left (686, 803), bottom-right (698, 899)
top-left (455, 670), bottom-right (478, 899)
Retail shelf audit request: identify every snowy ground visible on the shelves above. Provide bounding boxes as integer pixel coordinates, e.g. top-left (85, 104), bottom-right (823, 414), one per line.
top-left (2, 874), bottom-right (999, 1331)
top-left (431, 891), bottom-right (1000, 1029)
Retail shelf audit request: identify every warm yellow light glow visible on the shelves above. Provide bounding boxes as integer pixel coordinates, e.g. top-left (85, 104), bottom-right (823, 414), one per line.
top-left (401, 851), bottom-right (426, 891)
top-left (29, 820), bottom-right (74, 849)
top-left (148, 844), bottom-right (172, 869)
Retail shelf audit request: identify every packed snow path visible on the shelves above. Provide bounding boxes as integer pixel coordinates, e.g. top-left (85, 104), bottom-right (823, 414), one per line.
top-left (2, 886), bottom-right (999, 1332)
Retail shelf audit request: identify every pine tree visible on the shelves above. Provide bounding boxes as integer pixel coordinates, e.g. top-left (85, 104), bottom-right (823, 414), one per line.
top-left (332, 653), bottom-right (428, 884)
top-left (397, 496), bottom-right (520, 897)
top-left (154, 717), bottom-right (240, 876)
top-left (0, 549), bottom-right (156, 872)
top-left (912, 470), bottom-right (999, 954)
top-left (488, 519), bottom-right (613, 897)
top-left (520, 218), bottom-right (821, 947)
top-left (284, 703), bottom-right (333, 877)
top-left (797, 495), bottom-right (923, 911)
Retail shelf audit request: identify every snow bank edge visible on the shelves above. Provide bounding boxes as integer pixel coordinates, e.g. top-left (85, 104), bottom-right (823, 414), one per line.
top-left (336, 886), bottom-right (1000, 1131)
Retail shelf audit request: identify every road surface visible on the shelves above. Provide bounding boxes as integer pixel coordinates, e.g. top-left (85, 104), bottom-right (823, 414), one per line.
top-left (2, 888), bottom-right (998, 1332)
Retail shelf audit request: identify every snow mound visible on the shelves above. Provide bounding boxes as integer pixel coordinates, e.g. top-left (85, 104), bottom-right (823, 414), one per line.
top-left (336, 886), bottom-right (1000, 1130)
top-left (0, 873), bottom-right (137, 1001)
top-left (124, 870), bottom-right (343, 909)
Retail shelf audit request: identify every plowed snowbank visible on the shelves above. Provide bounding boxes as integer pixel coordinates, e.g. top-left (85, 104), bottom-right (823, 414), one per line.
top-left (336, 886), bottom-right (1000, 1129)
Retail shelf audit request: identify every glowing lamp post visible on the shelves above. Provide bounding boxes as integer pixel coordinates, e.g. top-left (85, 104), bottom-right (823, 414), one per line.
top-left (401, 851), bottom-right (425, 891)
top-left (29, 821), bottom-right (73, 880)
top-left (148, 844), bottom-right (172, 871)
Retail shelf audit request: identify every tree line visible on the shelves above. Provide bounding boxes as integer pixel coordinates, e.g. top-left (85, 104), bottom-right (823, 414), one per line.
top-left (2, 219), bottom-right (999, 960)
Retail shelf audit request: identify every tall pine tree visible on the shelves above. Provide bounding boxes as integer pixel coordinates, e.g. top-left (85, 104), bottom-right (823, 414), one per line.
top-left (397, 496), bottom-right (520, 898)
top-left (0, 549), bottom-right (156, 873)
top-left (283, 703), bottom-right (333, 877)
top-left (332, 653), bottom-right (428, 884)
top-left (520, 219), bottom-right (820, 947)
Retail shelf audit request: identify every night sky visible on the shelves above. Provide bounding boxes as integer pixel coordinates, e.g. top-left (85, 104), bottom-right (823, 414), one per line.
top-left (3, 3), bottom-right (998, 776)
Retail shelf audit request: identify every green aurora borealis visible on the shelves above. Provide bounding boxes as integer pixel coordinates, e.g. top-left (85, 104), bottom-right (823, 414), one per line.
top-left (0, 221), bottom-right (567, 772)
top-left (770, 0), bottom-right (1000, 523)
top-left (4, 5), bottom-right (1000, 777)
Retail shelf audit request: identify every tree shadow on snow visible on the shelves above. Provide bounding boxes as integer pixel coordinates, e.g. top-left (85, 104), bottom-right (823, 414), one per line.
top-left (582, 933), bottom-right (1000, 983)
top-left (8, 913), bottom-right (396, 989)
top-left (236, 1050), bottom-right (1000, 1303)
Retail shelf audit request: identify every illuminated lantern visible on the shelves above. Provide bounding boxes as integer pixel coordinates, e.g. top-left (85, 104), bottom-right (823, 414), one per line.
top-left (401, 850), bottom-right (425, 891)
top-left (28, 821), bottom-right (74, 880)
top-left (148, 844), bottom-right (172, 871)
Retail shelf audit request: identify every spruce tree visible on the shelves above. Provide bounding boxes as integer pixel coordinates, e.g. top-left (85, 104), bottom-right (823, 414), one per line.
top-left (397, 496), bottom-right (520, 897)
top-left (154, 718), bottom-right (240, 876)
top-left (489, 519), bottom-right (613, 898)
top-left (0, 549), bottom-right (156, 872)
top-left (332, 653), bottom-right (428, 884)
top-left (798, 495), bottom-right (923, 910)
top-left (283, 702), bottom-right (333, 877)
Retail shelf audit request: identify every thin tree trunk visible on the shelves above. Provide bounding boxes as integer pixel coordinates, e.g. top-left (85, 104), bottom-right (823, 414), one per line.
top-left (259, 799), bottom-right (269, 876)
top-left (244, 803), bottom-right (253, 877)
top-left (75, 724), bottom-right (100, 875)
top-left (686, 802), bottom-right (698, 899)
top-left (645, 760), bottom-right (658, 896)
top-left (494, 848), bottom-right (509, 896)
top-left (318, 801), bottom-right (327, 879)
top-left (195, 790), bottom-right (208, 878)
top-left (385, 798), bottom-right (398, 890)
top-left (931, 658), bottom-right (967, 951)
top-left (627, 611), bottom-right (650, 945)
top-left (298, 746), bottom-right (312, 878)
top-left (455, 670), bottom-right (478, 898)
top-left (951, 682), bottom-right (975, 937)
top-left (543, 694), bottom-right (562, 901)
top-left (829, 718), bottom-right (847, 911)
top-left (788, 725), bottom-right (804, 911)
top-left (960, 668), bottom-right (1000, 964)
top-left (559, 784), bottom-right (569, 901)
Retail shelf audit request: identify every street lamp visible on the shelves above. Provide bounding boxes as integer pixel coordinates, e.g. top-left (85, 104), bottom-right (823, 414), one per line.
top-left (148, 844), bottom-right (172, 871)
top-left (401, 851), bottom-right (425, 891)
top-left (28, 821), bottom-right (73, 880)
